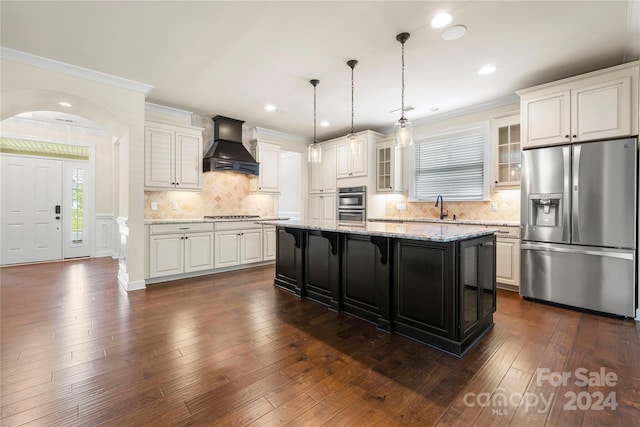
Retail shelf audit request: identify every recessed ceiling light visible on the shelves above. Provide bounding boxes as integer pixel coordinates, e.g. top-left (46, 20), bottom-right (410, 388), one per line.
top-left (430, 107), bottom-right (440, 112)
top-left (442, 25), bottom-right (467, 41)
top-left (58, 102), bottom-right (72, 107)
top-left (320, 121), bottom-right (330, 127)
top-left (431, 12), bottom-right (453, 28)
top-left (264, 104), bottom-right (276, 111)
top-left (478, 65), bottom-right (497, 75)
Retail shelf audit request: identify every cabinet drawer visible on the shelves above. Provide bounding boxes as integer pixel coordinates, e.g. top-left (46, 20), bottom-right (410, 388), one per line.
top-left (215, 221), bottom-right (263, 231)
top-left (491, 226), bottom-right (520, 239)
top-left (150, 222), bottom-right (213, 235)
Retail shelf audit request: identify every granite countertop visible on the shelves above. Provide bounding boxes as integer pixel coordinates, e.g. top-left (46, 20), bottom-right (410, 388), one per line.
top-left (257, 219), bottom-right (497, 243)
top-left (144, 217), bottom-right (290, 225)
top-left (368, 217), bottom-right (520, 227)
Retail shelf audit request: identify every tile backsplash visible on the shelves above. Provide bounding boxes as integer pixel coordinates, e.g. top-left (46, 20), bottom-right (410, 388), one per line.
top-left (382, 188), bottom-right (521, 222)
top-left (144, 172), bottom-right (275, 219)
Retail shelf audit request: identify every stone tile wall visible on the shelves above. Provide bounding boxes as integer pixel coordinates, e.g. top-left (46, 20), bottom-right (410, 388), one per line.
top-left (382, 188), bottom-right (520, 222)
top-left (144, 172), bottom-right (274, 219)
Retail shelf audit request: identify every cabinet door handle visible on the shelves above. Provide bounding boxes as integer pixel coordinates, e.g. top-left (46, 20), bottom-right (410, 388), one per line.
top-left (565, 135), bottom-right (570, 138)
top-left (176, 182), bottom-right (180, 185)
top-left (179, 227), bottom-right (189, 230)
top-left (572, 135), bottom-right (577, 138)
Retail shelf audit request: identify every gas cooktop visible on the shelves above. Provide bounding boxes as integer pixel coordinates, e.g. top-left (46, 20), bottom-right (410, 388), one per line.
top-left (204, 215), bottom-right (261, 219)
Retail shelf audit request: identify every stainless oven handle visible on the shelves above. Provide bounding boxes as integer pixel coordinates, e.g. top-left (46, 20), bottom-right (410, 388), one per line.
top-left (338, 192), bottom-right (366, 196)
top-left (339, 212), bottom-right (363, 218)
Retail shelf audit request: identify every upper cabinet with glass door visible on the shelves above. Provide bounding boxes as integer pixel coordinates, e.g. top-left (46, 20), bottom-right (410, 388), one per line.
top-left (492, 114), bottom-right (521, 188)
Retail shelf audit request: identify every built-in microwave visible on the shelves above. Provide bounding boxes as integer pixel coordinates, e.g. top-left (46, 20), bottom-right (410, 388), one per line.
top-left (337, 186), bottom-right (366, 210)
top-left (337, 186), bottom-right (366, 225)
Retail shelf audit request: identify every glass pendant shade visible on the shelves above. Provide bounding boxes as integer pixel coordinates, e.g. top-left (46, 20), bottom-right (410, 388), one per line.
top-left (395, 117), bottom-right (413, 147)
top-left (394, 32), bottom-right (412, 147)
top-left (346, 132), bottom-right (359, 155)
top-left (346, 60), bottom-right (360, 157)
top-left (308, 142), bottom-right (322, 163)
top-left (308, 79), bottom-right (321, 163)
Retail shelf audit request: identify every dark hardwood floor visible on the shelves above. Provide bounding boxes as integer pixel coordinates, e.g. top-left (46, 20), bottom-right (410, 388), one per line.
top-left (1, 257), bottom-right (639, 426)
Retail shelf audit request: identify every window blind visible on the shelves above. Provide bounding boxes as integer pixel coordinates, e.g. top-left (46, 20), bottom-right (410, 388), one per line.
top-left (411, 126), bottom-right (487, 201)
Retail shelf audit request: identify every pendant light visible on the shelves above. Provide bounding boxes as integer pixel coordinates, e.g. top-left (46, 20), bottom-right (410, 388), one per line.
top-left (308, 79), bottom-right (322, 163)
top-left (346, 59), bottom-right (359, 155)
top-left (394, 32), bottom-right (413, 147)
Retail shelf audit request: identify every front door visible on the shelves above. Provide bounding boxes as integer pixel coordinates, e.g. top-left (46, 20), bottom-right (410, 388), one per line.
top-left (1, 155), bottom-right (63, 264)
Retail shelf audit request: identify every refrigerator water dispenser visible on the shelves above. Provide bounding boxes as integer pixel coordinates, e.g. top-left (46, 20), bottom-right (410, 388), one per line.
top-left (528, 193), bottom-right (563, 227)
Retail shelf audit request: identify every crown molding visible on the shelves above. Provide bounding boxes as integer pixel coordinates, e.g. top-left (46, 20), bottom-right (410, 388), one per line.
top-left (1, 46), bottom-right (154, 95)
top-left (376, 94), bottom-right (520, 135)
top-left (252, 126), bottom-right (311, 144)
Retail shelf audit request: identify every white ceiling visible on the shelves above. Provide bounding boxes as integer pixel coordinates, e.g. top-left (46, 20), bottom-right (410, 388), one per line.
top-left (1, 1), bottom-right (638, 141)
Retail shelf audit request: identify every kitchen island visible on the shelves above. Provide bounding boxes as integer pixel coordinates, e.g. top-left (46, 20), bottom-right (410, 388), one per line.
top-left (258, 220), bottom-right (498, 357)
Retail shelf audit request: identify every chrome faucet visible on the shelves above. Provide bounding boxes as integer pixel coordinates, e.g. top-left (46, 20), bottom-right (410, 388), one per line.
top-left (434, 194), bottom-right (448, 220)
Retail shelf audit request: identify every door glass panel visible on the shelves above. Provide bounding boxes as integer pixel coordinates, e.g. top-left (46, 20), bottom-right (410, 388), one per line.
top-left (71, 167), bottom-right (84, 245)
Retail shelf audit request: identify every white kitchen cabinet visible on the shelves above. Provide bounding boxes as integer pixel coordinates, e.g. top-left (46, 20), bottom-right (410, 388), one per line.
top-left (250, 141), bottom-right (280, 194)
top-left (240, 229), bottom-right (263, 264)
top-left (214, 221), bottom-right (264, 268)
top-left (376, 139), bottom-right (403, 193)
top-left (144, 120), bottom-right (204, 190)
top-left (493, 226), bottom-right (520, 291)
top-left (214, 230), bottom-right (241, 268)
top-left (309, 194), bottom-right (336, 221)
top-left (309, 143), bottom-right (336, 194)
top-left (263, 226), bottom-right (276, 261)
top-left (492, 114), bottom-right (521, 188)
top-left (337, 134), bottom-right (367, 178)
top-left (148, 222), bottom-right (214, 278)
top-left (519, 62), bottom-right (638, 148)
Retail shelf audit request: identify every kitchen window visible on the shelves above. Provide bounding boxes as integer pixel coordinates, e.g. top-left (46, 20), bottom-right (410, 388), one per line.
top-left (409, 124), bottom-right (490, 201)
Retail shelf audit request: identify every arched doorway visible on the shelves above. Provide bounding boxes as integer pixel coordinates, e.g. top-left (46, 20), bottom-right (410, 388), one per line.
top-left (1, 111), bottom-right (112, 264)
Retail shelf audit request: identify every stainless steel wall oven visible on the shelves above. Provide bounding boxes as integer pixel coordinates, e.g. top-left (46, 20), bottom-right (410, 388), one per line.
top-left (337, 186), bottom-right (366, 225)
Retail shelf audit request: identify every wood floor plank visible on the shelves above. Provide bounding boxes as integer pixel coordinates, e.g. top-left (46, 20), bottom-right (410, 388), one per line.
top-left (2, 259), bottom-right (639, 426)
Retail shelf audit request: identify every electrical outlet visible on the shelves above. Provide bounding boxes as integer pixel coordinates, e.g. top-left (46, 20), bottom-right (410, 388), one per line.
top-left (491, 202), bottom-right (498, 211)
top-left (151, 201), bottom-right (158, 211)
top-left (172, 201), bottom-right (179, 211)
top-left (396, 203), bottom-right (407, 211)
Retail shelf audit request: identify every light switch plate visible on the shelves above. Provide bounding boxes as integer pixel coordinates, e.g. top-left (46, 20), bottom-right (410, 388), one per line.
top-left (151, 202), bottom-right (158, 211)
top-left (396, 203), bottom-right (407, 211)
top-left (491, 202), bottom-right (498, 211)
top-left (172, 201), bottom-right (179, 211)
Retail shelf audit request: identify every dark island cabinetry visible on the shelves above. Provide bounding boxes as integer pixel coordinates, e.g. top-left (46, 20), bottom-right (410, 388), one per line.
top-left (274, 227), bottom-right (304, 295)
top-left (393, 235), bottom-right (495, 356)
top-left (393, 239), bottom-right (456, 342)
top-left (304, 231), bottom-right (340, 310)
top-left (270, 221), bottom-right (496, 357)
top-left (341, 235), bottom-right (391, 331)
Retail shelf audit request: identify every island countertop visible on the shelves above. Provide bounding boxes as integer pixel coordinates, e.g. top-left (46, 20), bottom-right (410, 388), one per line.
top-left (257, 219), bottom-right (497, 243)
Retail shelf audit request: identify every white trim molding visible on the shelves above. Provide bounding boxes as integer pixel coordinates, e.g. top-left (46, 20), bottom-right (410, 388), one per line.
top-left (116, 216), bottom-right (146, 291)
top-left (1, 47), bottom-right (154, 95)
top-left (95, 214), bottom-right (115, 258)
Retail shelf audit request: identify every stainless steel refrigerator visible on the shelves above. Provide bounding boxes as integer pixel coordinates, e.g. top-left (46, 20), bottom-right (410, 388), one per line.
top-left (520, 137), bottom-right (637, 317)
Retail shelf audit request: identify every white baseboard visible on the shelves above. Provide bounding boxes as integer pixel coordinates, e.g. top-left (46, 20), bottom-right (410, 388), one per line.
top-left (117, 267), bottom-right (146, 291)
